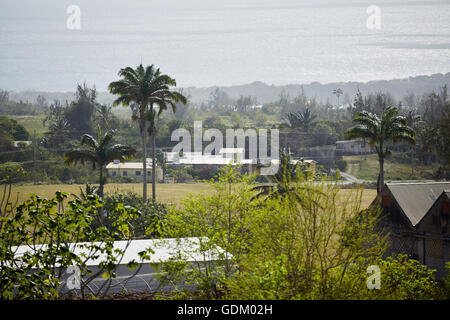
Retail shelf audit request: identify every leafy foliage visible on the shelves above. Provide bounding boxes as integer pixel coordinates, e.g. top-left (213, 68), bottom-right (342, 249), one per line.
top-left (102, 191), bottom-right (168, 238)
top-left (157, 166), bottom-right (437, 300)
top-left (64, 129), bottom-right (136, 197)
top-left (345, 106), bottom-right (416, 193)
top-left (0, 188), bottom-right (146, 299)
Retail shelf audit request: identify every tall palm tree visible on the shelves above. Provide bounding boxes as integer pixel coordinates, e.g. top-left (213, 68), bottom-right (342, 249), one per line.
top-left (345, 106), bottom-right (416, 194)
top-left (333, 88), bottom-right (343, 106)
top-left (108, 64), bottom-right (187, 201)
top-left (64, 129), bottom-right (136, 198)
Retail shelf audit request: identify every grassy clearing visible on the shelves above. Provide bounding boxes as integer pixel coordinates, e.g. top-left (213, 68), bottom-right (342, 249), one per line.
top-left (6, 183), bottom-right (213, 207)
top-left (6, 183), bottom-right (377, 209)
top-left (337, 188), bottom-right (377, 210)
top-left (344, 154), bottom-right (436, 181)
top-left (10, 115), bottom-right (47, 137)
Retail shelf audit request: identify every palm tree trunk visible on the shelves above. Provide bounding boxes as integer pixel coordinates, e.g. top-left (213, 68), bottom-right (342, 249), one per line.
top-left (151, 130), bottom-right (156, 201)
top-left (141, 120), bottom-right (148, 202)
top-left (99, 166), bottom-right (104, 199)
top-left (378, 158), bottom-right (384, 195)
top-left (99, 165), bottom-right (106, 224)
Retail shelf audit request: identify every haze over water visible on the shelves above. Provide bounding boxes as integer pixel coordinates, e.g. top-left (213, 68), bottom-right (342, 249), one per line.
top-left (0, 0), bottom-right (449, 92)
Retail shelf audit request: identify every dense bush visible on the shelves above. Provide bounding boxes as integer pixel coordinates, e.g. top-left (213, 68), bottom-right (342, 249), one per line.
top-left (102, 191), bottom-right (168, 238)
top-left (0, 116), bottom-right (30, 140)
top-left (159, 165), bottom-right (446, 300)
top-left (167, 167), bottom-right (194, 183)
top-left (336, 159), bottom-right (348, 172)
top-left (184, 166), bottom-right (220, 181)
top-left (372, 255), bottom-right (444, 299)
top-left (0, 101), bottom-right (37, 115)
top-left (0, 162), bottom-right (26, 183)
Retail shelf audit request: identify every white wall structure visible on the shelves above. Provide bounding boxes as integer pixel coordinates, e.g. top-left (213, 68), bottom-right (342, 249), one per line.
top-left (12, 237), bottom-right (228, 295)
top-left (106, 159), bottom-right (163, 182)
top-left (336, 139), bottom-right (373, 155)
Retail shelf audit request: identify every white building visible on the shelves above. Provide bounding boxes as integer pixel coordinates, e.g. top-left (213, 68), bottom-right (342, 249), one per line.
top-left (164, 148), bottom-right (248, 166)
top-left (105, 159), bottom-right (163, 182)
top-left (164, 149), bottom-right (316, 175)
top-left (335, 139), bottom-right (373, 155)
top-left (13, 140), bottom-right (32, 147)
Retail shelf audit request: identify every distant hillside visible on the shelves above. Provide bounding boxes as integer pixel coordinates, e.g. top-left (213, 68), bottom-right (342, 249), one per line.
top-left (183, 72), bottom-right (450, 104)
top-left (6, 72), bottom-right (450, 106)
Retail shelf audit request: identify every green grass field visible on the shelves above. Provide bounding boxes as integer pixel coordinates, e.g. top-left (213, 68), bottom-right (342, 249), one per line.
top-left (10, 115), bottom-right (47, 137)
top-left (344, 154), bottom-right (437, 181)
top-left (6, 183), bottom-right (377, 209)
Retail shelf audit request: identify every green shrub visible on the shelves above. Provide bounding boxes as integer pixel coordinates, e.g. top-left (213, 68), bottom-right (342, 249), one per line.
top-left (442, 262), bottom-right (450, 299)
top-left (336, 159), bottom-right (348, 172)
top-left (160, 165), bottom-right (388, 300)
top-left (102, 191), bottom-right (168, 238)
top-left (370, 255), bottom-right (444, 300)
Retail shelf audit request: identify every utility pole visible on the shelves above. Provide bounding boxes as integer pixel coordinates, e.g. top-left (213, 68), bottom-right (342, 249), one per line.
top-left (33, 130), bottom-right (37, 185)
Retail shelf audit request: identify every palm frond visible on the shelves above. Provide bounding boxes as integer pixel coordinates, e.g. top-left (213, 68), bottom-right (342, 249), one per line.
top-left (64, 149), bottom-right (99, 168)
top-left (105, 144), bottom-right (136, 162)
top-left (80, 134), bottom-right (99, 149)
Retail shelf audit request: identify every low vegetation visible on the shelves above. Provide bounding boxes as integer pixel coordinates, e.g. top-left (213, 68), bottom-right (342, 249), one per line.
top-left (344, 153), bottom-right (438, 181)
top-left (1, 68), bottom-right (449, 301)
top-left (2, 166), bottom-right (446, 300)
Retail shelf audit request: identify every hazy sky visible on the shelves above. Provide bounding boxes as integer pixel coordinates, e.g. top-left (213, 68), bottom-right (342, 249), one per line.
top-left (0, 0), bottom-right (449, 91)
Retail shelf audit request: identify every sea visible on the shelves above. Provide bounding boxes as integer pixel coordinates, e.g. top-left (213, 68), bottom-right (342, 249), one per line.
top-left (0, 0), bottom-right (449, 92)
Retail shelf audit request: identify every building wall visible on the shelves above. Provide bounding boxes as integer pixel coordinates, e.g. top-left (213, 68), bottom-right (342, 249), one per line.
top-left (107, 168), bottom-right (163, 182)
top-left (336, 141), bottom-right (372, 155)
top-left (416, 196), bottom-right (450, 280)
top-left (380, 192), bottom-right (450, 280)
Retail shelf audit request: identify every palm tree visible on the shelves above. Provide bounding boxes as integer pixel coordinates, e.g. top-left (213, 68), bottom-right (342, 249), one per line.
top-left (46, 118), bottom-right (71, 149)
top-left (94, 104), bottom-right (116, 131)
top-left (253, 152), bottom-right (307, 200)
top-left (297, 108), bottom-right (317, 132)
top-left (285, 108), bottom-right (317, 131)
top-left (345, 106), bottom-right (416, 194)
top-left (64, 129), bottom-right (136, 198)
top-left (285, 111), bottom-right (302, 128)
top-left (108, 64), bottom-right (187, 201)
top-left (333, 88), bottom-right (343, 106)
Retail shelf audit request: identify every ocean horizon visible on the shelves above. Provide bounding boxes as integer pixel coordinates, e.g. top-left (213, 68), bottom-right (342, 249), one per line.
top-left (1, 0), bottom-right (450, 92)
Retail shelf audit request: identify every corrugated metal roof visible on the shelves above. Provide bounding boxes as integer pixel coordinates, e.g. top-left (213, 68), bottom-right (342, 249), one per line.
top-left (385, 182), bottom-right (450, 226)
top-left (444, 190), bottom-right (450, 199)
top-left (336, 140), bottom-right (358, 144)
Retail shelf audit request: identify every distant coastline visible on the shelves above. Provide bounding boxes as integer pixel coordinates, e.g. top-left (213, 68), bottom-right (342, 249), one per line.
top-left (5, 72), bottom-right (450, 105)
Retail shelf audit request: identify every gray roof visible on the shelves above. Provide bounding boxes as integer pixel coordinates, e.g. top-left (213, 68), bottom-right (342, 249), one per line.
top-left (385, 182), bottom-right (450, 226)
top-left (336, 139), bottom-right (360, 144)
top-left (444, 190), bottom-right (450, 199)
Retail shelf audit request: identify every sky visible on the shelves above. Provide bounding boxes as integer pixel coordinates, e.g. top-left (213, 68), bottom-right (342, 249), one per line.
top-left (0, 0), bottom-right (449, 91)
